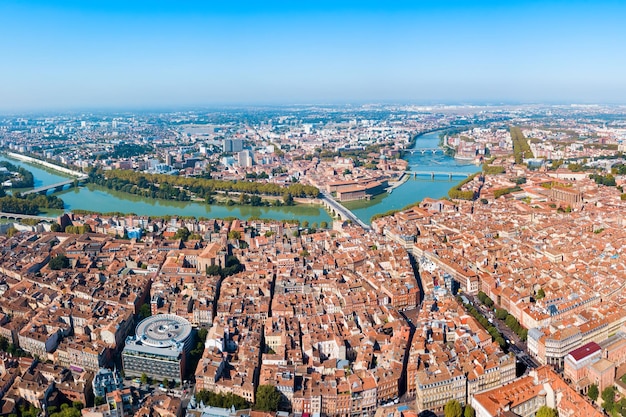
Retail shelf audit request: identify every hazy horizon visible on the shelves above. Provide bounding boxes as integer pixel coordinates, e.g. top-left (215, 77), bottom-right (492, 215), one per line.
top-left (2, 0), bottom-right (625, 112)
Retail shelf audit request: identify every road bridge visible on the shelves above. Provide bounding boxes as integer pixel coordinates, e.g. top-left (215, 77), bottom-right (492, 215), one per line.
top-left (0, 212), bottom-right (58, 222)
top-left (319, 192), bottom-right (370, 231)
top-left (404, 148), bottom-right (444, 155)
top-left (405, 171), bottom-right (472, 180)
top-left (20, 176), bottom-right (87, 196)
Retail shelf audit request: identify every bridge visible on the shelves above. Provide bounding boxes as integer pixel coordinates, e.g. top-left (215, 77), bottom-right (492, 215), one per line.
top-left (319, 192), bottom-right (370, 231)
top-left (405, 171), bottom-right (472, 180)
top-left (404, 148), bottom-right (444, 155)
top-left (20, 176), bottom-right (88, 196)
top-left (0, 212), bottom-right (58, 222)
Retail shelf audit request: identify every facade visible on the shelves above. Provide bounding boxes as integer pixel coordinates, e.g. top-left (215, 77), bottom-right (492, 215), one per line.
top-left (122, 314), bottom-right (193, 383)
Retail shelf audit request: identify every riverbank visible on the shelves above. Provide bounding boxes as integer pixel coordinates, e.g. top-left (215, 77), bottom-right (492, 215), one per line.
top-left (344, 130), bottom-right (482, 223)
top-left (6, 152), bottom-right (85, 177)
top-left (385, 172), bottom-right (409, 193)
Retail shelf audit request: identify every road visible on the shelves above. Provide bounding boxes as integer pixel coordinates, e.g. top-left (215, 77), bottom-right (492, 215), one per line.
top-left (462, 292), bottom-right (540, 372)
top-left (320, 191), bottom-right (370, 230)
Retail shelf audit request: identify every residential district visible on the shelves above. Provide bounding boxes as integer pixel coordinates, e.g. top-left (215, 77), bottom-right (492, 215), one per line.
top-left (1, 105), bottom-right (626, 417)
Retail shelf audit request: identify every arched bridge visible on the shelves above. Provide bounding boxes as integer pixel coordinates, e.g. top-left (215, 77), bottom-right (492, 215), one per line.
top-left (405, 171), bottom-right (472, 179)
top-left (404, 148), bottom-right (444, 155)
top-left (320, 192), bottom-right (370, 231)
top-left (0, 212), bottom-right (58, 222)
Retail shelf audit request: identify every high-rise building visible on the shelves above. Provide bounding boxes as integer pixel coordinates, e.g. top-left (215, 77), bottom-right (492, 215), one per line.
top-left (238, 150), bottom-right (253, 167)
top-left (222, 138), bottom-right (243, 153)
top-left (122, 314), bottom-right (193, 383)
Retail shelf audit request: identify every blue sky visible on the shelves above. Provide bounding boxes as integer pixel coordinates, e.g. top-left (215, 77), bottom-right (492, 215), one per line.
top-left (1, 1), bottom-right (625, 111)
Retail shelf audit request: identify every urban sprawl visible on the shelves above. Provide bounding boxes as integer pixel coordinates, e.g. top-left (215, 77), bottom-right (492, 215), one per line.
top-left (0, 105), bottom-right (626, 417)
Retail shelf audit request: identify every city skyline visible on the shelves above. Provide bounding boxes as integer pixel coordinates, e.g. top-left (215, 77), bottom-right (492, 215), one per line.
top-left (1, 0), bottom-right (626, 111)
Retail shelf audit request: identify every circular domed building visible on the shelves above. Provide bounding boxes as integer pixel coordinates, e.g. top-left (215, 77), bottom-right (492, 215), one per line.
top-left (122, 314), bottom-right (193, 383)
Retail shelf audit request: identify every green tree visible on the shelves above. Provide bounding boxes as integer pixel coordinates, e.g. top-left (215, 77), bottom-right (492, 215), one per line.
top-left (139, 303), bottom-right (151, 320)
top-left (464, 405), bottom-right (475, 417)
top-left (535, 405), bottom-right (558, 417)
top-left (49, 254), bottom-right (70, 270)
top-left (588, 383), bottom-right (599, 402)
top-left (140, 373), bottom-right (149, 385)
top-left (495, 308), bottom-right (508, 320)
top-left (255, 384), bottom-right (281, 412)
top-left (320, 221), bottom-right (328, 229)
top-left (174, 227), bottom-right (191, 241)
top-left (197, 327), bottom-right (208, 343)
top-left (282, 193), bottom-right (294, 206)
top-left (444, 399), bottom-right (463, 417)
top-left (163, 378), bottom-right (169, 388)
top-left (228, 230), bottom-right (241, 240)
top-left (50, 222), bottom-right (62, 232)
top-left (536, 288), bottom-right (545, 299)
top-left (602, 386), bottom-right (616, 412)
top-left (94, 396), bottom-right (105, 406)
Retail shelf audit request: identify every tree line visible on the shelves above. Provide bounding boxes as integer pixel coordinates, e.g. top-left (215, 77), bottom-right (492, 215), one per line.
top-left (0, 161), bottom-right (34, 188)
top-left (478, 291), bottom-right (528, 341)
top-left (448, 174), bottom-right (479, 201)
top-left (510, 126), bottom-right (533, 164)
top-left (0, 193), bottom-right (64, 215)
top-left (88, 169), bottom-right (320, 202)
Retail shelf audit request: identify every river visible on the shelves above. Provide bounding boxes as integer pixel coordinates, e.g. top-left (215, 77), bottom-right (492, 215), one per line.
top-left (0, 156), bottom-right (331, 224)
top-left (1, 131), bottom-right (480, 224)
top-left (343, 130), bottom-right (481, 222)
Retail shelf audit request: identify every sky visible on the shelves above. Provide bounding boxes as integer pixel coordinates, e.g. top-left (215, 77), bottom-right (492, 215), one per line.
top-left (1, 0), bottom-right (625, 111)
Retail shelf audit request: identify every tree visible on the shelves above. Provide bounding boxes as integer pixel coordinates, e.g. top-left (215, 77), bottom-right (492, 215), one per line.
top-left (228, 230), bottom-right (241, 240)
top-left (495, 308), bottom-right (508, 320)
top-left (140, 373), bottom-right (149, 385)
top-left (197, 327), bottom-right (208, 343)
top-left (444, 400), bottom-right (463, 417)
top-left (588, 383), bottom-right (599, 402)
top-left (139, 303), bottom-right (151, 320)
top-left (602, 386), bottom-right (616, 412)
top-left (535, 406), bottom-right (558, 417)
top-left (536, 288), bottom-right (545, 299)
top-left (94, 396), bottom-right (105, 406)
top-left (282, 193), bottom-right (294, 206)
top-left (163, 378), bottom-right (169, 388)
top-left (174, 227), bottom-right (191, 241)
top-left (50, 222), bottom-right (62, 232)
top-left (464, 405), bottom-right (475, 417)
top-left (255, 384), bottom-right (281, 412)
top-left (49, 254), bottom-right (70, 270)
top-left (320, 221), bottom-right (328, 229)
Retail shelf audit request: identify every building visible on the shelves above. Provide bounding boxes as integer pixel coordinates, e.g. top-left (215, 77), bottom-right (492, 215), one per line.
top-left (471, 366), bottom-right (602, 417)
top-left (222, 139), bottom-right (243, 153)
top-left (92, 368), bottom-right (124, 398)
top-left (238, 150), bottom-right (253, 167)
top-left (122, 314), bottom-right (193, 383)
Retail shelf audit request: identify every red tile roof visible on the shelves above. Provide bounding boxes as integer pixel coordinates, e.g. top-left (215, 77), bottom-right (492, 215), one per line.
top-left (569, 341), bottom-right (601, 362)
